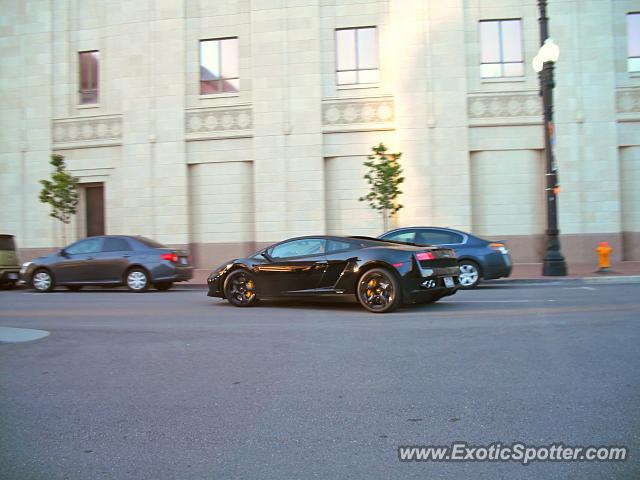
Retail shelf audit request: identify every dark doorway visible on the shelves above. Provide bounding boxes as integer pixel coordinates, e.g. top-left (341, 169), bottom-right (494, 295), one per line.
top-left (85, 184), bottom-right (105, 236)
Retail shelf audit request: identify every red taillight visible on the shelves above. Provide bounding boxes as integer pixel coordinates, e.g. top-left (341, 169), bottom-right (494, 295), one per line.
top-left (416, 252), bottom-right (435, 261)
top-left (392, 262), bottom-right (404, 268)
top-left (160, 252), bottom-right (178, 263)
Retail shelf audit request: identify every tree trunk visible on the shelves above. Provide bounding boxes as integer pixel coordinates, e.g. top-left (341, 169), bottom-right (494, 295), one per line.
top-left (382, 208), bottom-right (389, 232)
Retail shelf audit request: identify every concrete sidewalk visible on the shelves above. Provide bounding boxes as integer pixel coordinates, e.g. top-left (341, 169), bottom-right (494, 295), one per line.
top-left (184, 261), bottom-right (640, 286)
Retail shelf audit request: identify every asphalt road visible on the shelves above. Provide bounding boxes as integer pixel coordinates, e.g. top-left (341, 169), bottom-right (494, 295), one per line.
top-left (0, 284), bottom-right (639, 480)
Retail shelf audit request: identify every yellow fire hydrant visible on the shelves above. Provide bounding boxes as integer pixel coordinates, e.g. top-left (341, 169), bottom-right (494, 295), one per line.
top-left (596, 241), bottom-right (613, 273)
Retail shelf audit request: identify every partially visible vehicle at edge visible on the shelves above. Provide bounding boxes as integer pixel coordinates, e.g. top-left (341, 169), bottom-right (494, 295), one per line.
top-left (0, 234), bottom-right (20, 289)
top-left (207, 235), bottom-right (460, 313)
top-left (20, 235), bottom-right (193, 293)
top-left (379, 227), bottom-right (512, 289)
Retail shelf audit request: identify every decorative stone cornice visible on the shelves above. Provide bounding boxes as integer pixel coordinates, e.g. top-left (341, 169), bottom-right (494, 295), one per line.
top-left (52, 114), bottom-right (122, 148)
top-left (616, 88), bottom-right (640, 114)
top-left (468, 93), bottom-right (542, 119)
top-left (322, 96), bottom-right (395, 131)
top-left (185, 105), bottom-right (252, 140)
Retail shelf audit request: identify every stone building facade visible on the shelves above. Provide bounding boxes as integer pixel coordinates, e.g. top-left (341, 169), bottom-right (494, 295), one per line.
top-left (1, 0), bottom-right (639, 268)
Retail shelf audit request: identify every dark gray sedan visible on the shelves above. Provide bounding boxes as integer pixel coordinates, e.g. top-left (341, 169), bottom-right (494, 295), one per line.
top-left (379, 227), bottom-right (512, 288)
top-left (20, 236), bottom-right (193, 292)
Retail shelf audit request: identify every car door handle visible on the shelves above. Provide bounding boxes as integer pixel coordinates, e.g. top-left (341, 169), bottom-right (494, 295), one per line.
top-left (122, 254), bottom-right (131, 258)
top-left (86, 257), bottom-right (94, 260)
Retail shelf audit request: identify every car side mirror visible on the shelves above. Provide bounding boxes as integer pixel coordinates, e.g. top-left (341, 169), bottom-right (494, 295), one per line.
top-left (59, 248), bottom-right (68, 257)
top-left (260, 251), bottom-right (273, 262)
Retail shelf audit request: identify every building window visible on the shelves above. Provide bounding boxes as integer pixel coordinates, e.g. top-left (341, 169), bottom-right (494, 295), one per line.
top-left (628, 13), bottom-right (640, 72)
top-left (336, 27), bottom-right (379, 85)
top-left (479, 19), bottom-right (524, 78)
top-left (79, 51), bottom-right (99, 104)
top-left (199, 38), bottom-right (239, 94)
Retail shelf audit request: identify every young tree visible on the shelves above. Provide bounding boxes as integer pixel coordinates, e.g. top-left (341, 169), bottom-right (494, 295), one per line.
top-left (39, 154), bottom-right (79, 245)
top-left (359, 143), bottom-right (405, 232)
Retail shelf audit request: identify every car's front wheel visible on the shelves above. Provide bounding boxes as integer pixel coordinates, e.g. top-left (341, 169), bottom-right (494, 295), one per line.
top-left (458, 260), bottom-right (481, 289)
top-left (356, 268), bottom-right (401, 313)
top-left (224, 269), bottom-right (258, 307)
top-left (126, 268), bottom-right (150, 292)
top-left (32, 269), bottom-right (55, 293)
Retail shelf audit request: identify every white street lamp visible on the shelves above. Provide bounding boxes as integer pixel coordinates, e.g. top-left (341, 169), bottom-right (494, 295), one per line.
top-left (533, 38), bottom-right (560, 73)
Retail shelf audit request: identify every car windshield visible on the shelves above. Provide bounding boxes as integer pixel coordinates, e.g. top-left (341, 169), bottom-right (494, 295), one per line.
top-left (0, 236), bottom-right (15, 250)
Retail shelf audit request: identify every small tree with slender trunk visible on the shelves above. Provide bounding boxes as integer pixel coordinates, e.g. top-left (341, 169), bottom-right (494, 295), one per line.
top-left (39, 154), bottom-right (79, 246)
top-left (358, 143), bottom-right (404, 232)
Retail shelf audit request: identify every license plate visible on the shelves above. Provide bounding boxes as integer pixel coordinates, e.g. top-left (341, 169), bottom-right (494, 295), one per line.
top-left (7, 273), bottom-right (18, 280)
top-left (444, 276), bottom-right (454, 288)
top-left (179, 257), bottom-right (188, 265)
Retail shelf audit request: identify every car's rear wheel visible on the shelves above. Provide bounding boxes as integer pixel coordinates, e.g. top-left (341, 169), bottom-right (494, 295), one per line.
top-left (356, 268), bottom-right (401, 313)
top-left (66, 285), bottom-right (83, 292)
top-left (126, 268), bottom-right (150, 292)
top-left (32, 269), bottom-right (55, 293)
top-left (154, 282), bottom-right (173, 291)
top-left (458, 260), bottom-right (481, 289)
top-left (224, 269), bottom-right (258, 307)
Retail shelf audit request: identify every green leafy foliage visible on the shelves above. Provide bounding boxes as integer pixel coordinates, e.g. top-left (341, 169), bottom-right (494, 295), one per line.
top-left (358, 143), bottom-right (404, 215)
top-left (39, 154), bottom-right (79, 225)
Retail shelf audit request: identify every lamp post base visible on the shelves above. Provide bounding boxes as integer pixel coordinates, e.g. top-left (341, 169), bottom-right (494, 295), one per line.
top-left (542, 229), bottom-right (567, 276)
top-left (543, 258), bottom-right (567, 276)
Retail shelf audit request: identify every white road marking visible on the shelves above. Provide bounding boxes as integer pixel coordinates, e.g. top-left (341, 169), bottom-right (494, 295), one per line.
top-left (564, 286), bottom-right (596, 290)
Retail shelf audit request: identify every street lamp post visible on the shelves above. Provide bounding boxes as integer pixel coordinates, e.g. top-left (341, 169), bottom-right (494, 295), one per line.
top-left (533, 0), bottom-right (567, 276)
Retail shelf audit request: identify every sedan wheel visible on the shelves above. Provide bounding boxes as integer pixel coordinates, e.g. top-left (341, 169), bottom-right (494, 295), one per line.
top-left (356, 268), bottom-right (400, 313)
top-left (458, 261), bottom-right (480, 289)
top-left (224, 270), bottom-right (258, 307)
top-left (32, 269), bottom-right (55, 293)
top-left (126, 269), bottom-right (149, 292)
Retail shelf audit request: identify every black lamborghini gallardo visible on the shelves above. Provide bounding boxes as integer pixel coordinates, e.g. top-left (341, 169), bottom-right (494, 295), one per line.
top-left (207, 236), bottom-right (460, 313)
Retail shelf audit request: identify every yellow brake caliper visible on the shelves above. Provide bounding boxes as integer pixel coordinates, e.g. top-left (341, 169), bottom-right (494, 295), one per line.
top-left (245, 280), bottom-right (254, 298)
top-left (367, 278), bottom-right (377, 297)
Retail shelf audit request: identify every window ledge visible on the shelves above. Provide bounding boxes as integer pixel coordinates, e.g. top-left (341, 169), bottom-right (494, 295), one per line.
top-left (337, 83), bottom-right (380, 90)
top-left (200, 92), bottom-right (240, 99)
top-left (76, 103), bottom-right (100, 109)
top-left (481, 77), bottom-right (527, 84)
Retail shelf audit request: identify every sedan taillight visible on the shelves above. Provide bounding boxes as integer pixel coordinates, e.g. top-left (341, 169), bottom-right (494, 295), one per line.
top-left (160, 252), bottom-right (178, 263)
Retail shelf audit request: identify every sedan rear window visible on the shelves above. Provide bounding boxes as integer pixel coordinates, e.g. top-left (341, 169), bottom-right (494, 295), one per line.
top-left (134, 237), bottom-right (166, 249)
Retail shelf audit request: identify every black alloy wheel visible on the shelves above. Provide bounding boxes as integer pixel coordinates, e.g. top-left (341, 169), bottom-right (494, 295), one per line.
top-left (356, 268), bottom-right (401, 313)
top-left (224, 270), bottom-right (259, 307)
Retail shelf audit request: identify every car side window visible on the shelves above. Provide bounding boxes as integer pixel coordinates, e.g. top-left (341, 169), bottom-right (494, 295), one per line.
top-left (326, 240), bottom-right (353, 253)
top-left (269, 239), bottom-right (326, 259)
top-left (416, 230), bottom-right (463, 245)
top-left (66, 238), bottom-right (103, 255)
top-left (102, 237), bottom-right (132, 252)
top-left (382, 231), bottom-right (416, 243)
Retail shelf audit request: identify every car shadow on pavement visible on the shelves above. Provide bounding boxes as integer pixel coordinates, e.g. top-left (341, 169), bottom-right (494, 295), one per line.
top-left (212, 298), bottom-right (461, 314)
